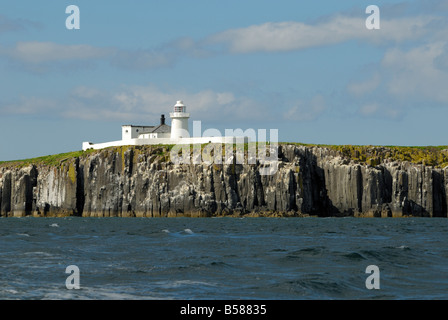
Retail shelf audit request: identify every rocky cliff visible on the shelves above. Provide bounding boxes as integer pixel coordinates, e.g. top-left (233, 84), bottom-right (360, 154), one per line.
top-left (1, 144), bottom-right (447, 218)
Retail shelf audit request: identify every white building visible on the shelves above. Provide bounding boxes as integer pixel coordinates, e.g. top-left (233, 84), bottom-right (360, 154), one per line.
top-left (82, 100), bottom-right (247, 151)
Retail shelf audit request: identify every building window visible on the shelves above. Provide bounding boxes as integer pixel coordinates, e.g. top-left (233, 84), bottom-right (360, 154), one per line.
top-left (125, 130), bottom-right (128, 133)
top-left (136, 129), bottom-right (139, 132)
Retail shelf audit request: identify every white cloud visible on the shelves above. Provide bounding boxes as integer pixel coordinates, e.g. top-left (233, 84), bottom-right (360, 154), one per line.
top-left (216, 92), bottom-right (235, 105)
top-left (359, 103), bottom-right (380, 116)
top-left (0, 41), bottom-right (114, 73)
top-left (0, 41), bottom-right (179, 72)
top-left (0, 37), bottom-right (208, 73)
top-left (7, 41), bottom-right (112, 64)
top-left (207, 15), bottom-right (438, 53)
top-left (381, 42), bottom-right (448, 103)
top-left (347, 73), bottom-right (381, 96)
top-left (109, 85), bottom-right (264, 122)
top-left (0, 85), bottom-right (270, 124)
top-left (347, 40), bottom-right (448, 120)
top-left (70, 86), bottom-right (106, 100)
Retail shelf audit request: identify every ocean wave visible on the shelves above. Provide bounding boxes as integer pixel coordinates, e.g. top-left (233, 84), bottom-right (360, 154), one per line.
top-left (268, 273), bottom-right (359, 299)
top-left (360, 246), bottom-right (414, 263)
top-left (270, 248), bottom-right (288, 252)
top-left (394, 245), bottom-right (411, 250)
top-left (342, 252), bottom-right (367, 261)
top-left (176, 260), bottom-right (234, 271)
top-left (287, 247), bottom-right (326, 258)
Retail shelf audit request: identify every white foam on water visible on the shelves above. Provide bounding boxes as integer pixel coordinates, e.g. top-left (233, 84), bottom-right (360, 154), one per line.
top-left (3, 289), bottom-right (19, 295)
top-left (175, 280), bottom-right (217, 287)
top-left (50, 223), bottom-right (59, 228)
top-left (24, 251), bottom-right (52, 256)
top-left (158, 279), bottom-right (217, 289)
top-left (184, 229), bottom-right (194, 234)
top-left (162, 229), bottom-right (170, 233)
top-left (42, 286), bottom-right (160, 300)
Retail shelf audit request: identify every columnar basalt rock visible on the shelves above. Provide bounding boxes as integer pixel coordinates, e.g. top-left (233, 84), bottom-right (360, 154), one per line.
top-left (0, 144), bottom-right (447, 217)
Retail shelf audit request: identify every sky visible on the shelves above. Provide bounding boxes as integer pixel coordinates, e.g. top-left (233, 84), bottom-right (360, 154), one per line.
top-left (1, 0), bottom-right (448, 161)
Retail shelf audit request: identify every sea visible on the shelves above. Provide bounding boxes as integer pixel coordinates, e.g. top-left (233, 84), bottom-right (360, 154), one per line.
top-left (1, 216), bottom-right (448, 300)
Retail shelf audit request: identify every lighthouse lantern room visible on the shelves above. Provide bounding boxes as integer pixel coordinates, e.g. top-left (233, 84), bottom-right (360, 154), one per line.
top-left (170, 100), bottom-right (190, 139)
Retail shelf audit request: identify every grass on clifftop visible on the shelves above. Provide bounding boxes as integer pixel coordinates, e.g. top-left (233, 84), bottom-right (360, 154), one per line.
top-left (0, 149), bottom-right (97, 168)
top-left (1, 143), bottom-right (448, 169)
top-left (328, 144), bottom-right (448, 168)
top-left (285, 142), bottom-right (448, 168)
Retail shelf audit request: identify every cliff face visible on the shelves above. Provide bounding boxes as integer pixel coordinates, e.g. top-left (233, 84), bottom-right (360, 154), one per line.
top-left (1, 144), bottom-right (447, 218)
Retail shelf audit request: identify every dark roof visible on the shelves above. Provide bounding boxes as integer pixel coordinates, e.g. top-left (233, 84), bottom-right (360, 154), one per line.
top-left (122, 123), bottom-right (171, 135)
top-left (145, 124), bottom-right (171, 133)
top-left (121, 125), bottom-right (155, 128)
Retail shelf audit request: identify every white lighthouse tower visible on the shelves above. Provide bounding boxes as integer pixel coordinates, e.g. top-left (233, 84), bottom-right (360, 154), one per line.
top-left (170, 100), bottom-right (190, 140)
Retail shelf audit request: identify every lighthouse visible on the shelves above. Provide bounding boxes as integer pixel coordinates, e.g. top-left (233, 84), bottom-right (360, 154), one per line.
top-left (170, 100), bottom-right (190, 139)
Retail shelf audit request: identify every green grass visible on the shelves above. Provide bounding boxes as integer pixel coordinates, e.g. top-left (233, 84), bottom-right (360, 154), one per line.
top-left (0, 149), bottom-right (97, 168)
top-left (308, 144), bottom-right (448, 168)
top-left (1, 143), bottom-right (448, 168)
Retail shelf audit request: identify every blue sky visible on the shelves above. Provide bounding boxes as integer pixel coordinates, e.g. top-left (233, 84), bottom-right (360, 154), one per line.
top-left (1, 0), bottom-right (448, 160)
